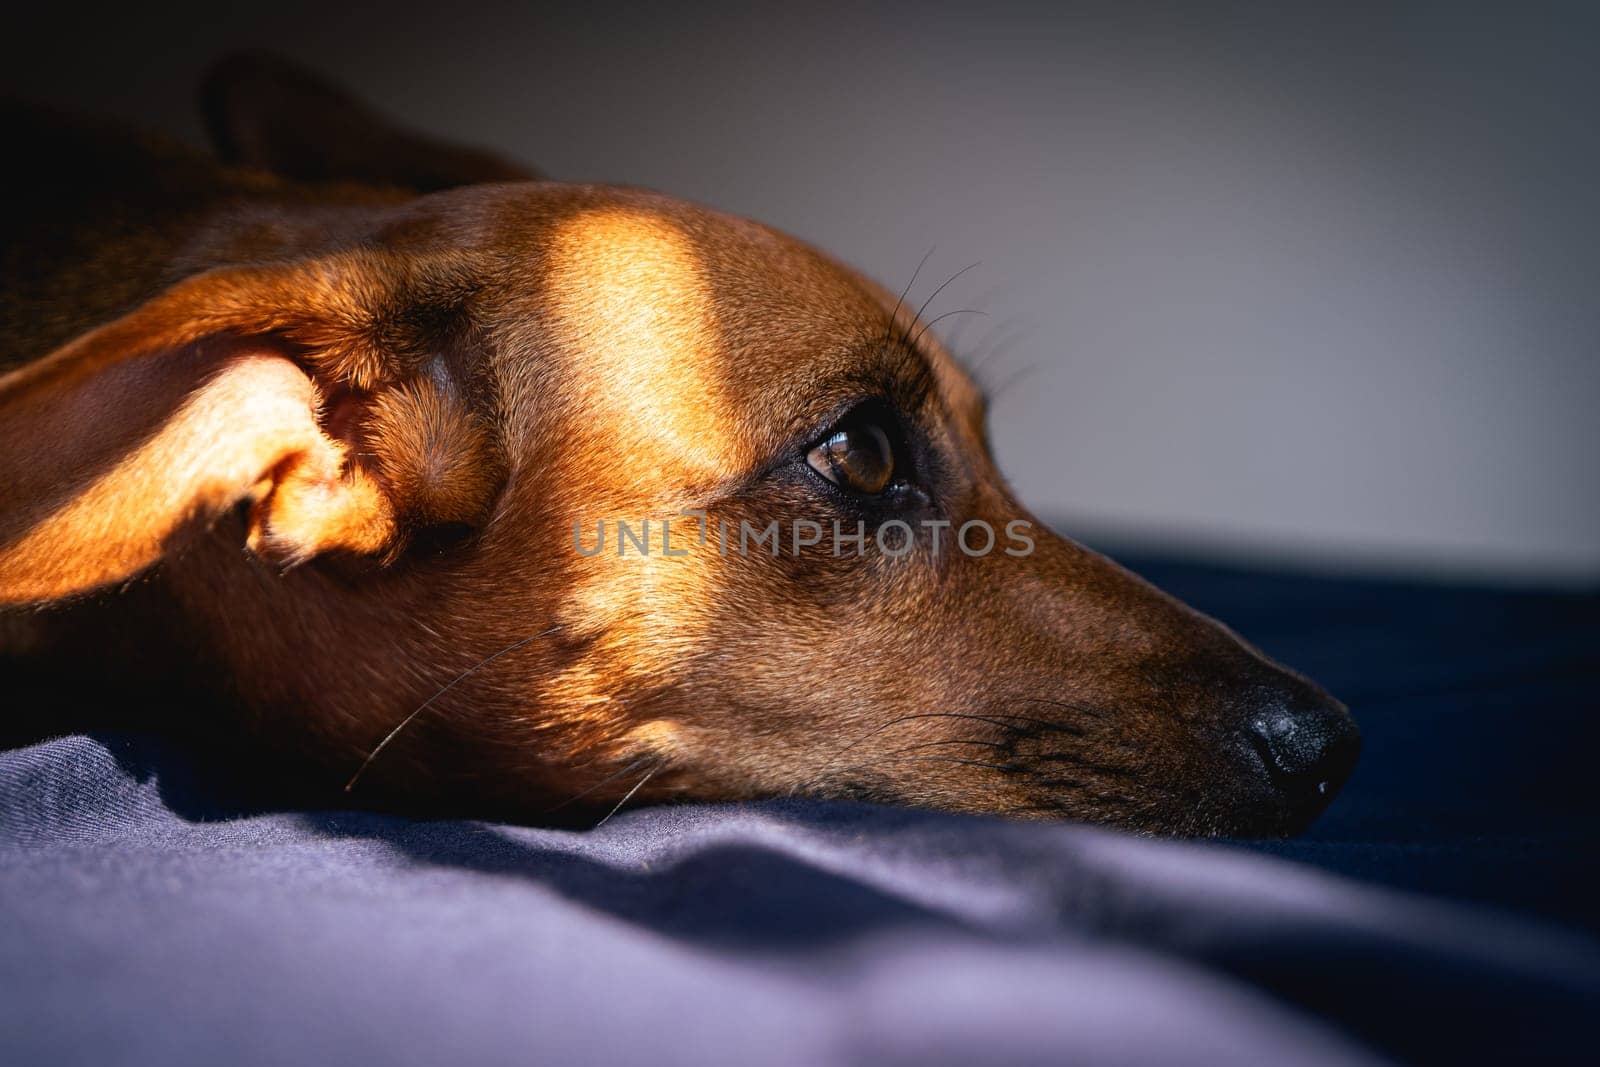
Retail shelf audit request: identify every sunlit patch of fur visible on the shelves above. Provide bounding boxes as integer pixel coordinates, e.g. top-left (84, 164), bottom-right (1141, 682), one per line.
top-left (543, 207), bottom-right (745, 479)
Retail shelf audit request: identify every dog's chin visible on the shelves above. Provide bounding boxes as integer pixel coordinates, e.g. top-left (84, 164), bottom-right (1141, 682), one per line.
top-left (1204, 792), bottom-right (1343, 839)
top-left (1073, 799), bottom-right (1329, 840)
top-left (1030, 761), bottom-right (1356, 839)
top-left (1155, 774), bottom-right (1353, 840)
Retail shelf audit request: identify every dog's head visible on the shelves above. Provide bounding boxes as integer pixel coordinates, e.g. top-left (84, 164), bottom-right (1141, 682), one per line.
top-left (0, 57), bottom-right (1357, 835)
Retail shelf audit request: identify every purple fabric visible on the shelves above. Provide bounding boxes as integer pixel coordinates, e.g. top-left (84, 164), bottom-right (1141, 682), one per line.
top-left (0, 733), bottom-right (1593, 1066)
top-left (2, 560), bottom-right (1597, 1065)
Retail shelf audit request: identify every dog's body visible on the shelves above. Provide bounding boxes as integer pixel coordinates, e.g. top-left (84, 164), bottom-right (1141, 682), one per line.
top-left (0, 57), bottom-right (1358, 834)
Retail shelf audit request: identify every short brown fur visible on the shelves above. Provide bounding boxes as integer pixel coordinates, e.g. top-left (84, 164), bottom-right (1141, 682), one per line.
top-left (0, 56), bottom-right (1356, 835)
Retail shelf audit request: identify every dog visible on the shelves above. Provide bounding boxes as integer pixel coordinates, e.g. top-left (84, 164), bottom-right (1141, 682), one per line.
top-left (0, 54), bottom-right (1358, 835)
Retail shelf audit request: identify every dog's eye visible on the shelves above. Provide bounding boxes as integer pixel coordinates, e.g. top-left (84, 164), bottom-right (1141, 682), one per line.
top-left (807, 420), bottom-right (895, 495)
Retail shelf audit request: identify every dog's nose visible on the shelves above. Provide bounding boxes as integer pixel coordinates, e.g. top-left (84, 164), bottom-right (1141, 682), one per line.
top-left (1246, 701), bottom-right (1361, 813)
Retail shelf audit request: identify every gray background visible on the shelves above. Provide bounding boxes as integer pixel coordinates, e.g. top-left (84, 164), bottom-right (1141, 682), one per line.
top-left (6, 2), bottom-right (1596, 582)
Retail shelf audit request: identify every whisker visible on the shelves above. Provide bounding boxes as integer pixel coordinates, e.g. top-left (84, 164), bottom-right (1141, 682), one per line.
top-left (909, 308), bottom-right (990, 354)
top-left (593, 764), bottom-right (660, 828)
top-left (343, 624), bottom-right (561, 793)
top-left (899, 261), bottom-right (981, 351)
top-left (802, 711), bottom-right (1030, 791)
top-left (1032, 752), bottom-right (1136, 779)
top-left (966, 320), bottom-right (1036, 379)
top-left (987, 362), bottom-right (1041, 406)
top-left (884, 248), bottom-right (935, 353)
top-left (941, 301), bottom-right (991, 355)
top-left (1006, 696), bottom-right (1110, 721)
top-left (544, 756), bottom-right (656, 814)
top-left (880, 737), bottom-right (1010, 757)
top-left (985, 711), bottom-right (1086, 737)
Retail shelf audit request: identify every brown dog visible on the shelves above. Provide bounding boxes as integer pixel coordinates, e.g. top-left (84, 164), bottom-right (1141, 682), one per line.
top-left (0, 55), bottom-right (1357, 835)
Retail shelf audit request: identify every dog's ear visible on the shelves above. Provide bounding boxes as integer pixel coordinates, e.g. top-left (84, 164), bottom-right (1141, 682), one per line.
top-left (0, 252), bottom-right (503, 606)
top-left (201, 50), bottom-right (540, 191)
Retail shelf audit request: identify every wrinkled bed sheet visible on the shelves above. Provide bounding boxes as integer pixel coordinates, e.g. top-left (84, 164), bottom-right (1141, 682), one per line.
top-left (2, 556), bottom-right (1596, 1065)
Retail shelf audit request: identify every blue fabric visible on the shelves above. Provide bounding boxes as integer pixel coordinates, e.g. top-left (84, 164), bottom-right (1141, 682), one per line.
top-left (2, 557), bottom-right (1597, 1065)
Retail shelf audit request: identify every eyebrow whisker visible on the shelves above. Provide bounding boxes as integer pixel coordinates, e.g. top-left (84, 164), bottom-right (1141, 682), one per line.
top-left (909, 308), bottom-right (989, 353)
top-left (884, 247), bottom-right (935, 353)
top-left (899, 260), bottom-right (981, 352)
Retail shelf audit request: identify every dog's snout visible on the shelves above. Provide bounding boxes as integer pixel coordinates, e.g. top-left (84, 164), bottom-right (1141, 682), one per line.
top-left (1246, 700), bottom-right (1361, 815)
